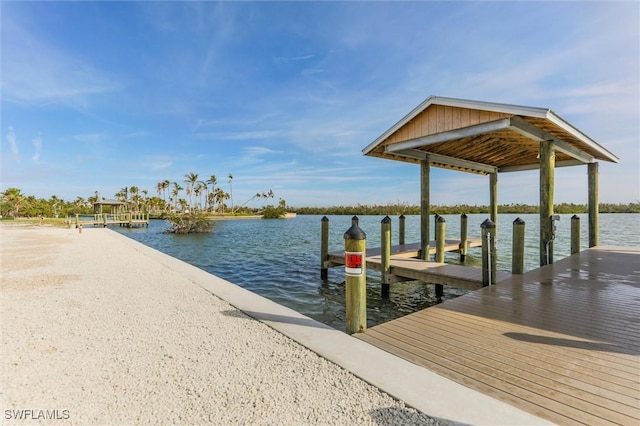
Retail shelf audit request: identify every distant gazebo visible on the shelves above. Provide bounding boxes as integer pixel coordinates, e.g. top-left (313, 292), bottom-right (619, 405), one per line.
top-left (93, 199), bottom-right (128, 215)
top-left (363, 96), bottom-right (619, 266)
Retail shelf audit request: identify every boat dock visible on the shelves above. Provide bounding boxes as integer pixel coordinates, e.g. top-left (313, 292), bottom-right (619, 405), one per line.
top-left (75, 212), bottom-right (149, 228)
top-left (356, 245), bottom-right (640, 425)
top-left (326, 238), bottom-right (504, 290)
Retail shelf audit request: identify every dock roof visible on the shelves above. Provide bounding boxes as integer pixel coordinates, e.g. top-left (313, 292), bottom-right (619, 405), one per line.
top-left (363, 96), bottom-right (619, 175)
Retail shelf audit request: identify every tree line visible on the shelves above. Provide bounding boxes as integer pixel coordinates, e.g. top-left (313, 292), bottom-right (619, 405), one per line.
top-left (1, 185), bottom-right (638, 220)
top-left (0, 171), bottom-right (285, 219)
top-left (292, 202), bottom-right (640, 216)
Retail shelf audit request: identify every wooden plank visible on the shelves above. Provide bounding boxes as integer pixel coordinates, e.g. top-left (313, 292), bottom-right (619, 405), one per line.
top-left (374, 320), bottom-right (638, 421)
top-left (357, 247), bottom-right (640, 425)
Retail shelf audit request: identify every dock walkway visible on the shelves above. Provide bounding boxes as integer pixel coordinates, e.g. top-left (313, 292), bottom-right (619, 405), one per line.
top-left (356, 246), bottom-right (640, 425)
top-left (327, 238), bottom-right (506, 290)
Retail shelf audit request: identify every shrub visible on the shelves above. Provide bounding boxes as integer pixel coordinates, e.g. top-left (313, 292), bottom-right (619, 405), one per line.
top-left (164, 212), bottom-right (215, 234)
top-left (261, 205), bottom-right (286, 219)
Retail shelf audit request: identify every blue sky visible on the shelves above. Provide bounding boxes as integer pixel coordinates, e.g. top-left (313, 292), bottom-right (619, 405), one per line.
top-left (2, 1), bottom-right (638, 208)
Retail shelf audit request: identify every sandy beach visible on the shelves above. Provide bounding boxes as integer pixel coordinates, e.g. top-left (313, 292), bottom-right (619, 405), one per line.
top-left (0, 224), bottom-right (436, 425)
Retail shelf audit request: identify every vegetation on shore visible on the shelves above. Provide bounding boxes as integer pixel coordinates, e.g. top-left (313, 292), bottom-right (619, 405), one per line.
top-left (2, 186), bottom-right (638, 221)
top-left (291, 202), bottom-right (640, 216)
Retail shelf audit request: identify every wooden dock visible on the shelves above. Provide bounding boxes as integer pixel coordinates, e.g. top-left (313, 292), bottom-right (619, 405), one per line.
top-left (326, 238), bottom-right (504, 290)
top-left (356, 246), bottom-right (640, 425)
top-left (75, 212), bottom-right (149, 228)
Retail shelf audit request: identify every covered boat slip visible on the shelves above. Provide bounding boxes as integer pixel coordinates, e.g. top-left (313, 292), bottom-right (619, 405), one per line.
top-left (363, 95), bottom-right (619, 265)
top-left (352, 97), bottom-right (637, 424)
top-left (356, 246), bottom-right (640, 425)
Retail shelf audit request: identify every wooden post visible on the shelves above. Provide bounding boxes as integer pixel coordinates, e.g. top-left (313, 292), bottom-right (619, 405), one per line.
top-left (320, 216), bottom-right (329, 280)
top-left (420, 159), bottom-right (430, 260)
top-left (435, 215), bottom-right (446, 297)
top-left (481, 219), bottom-right (496, 286)
top-left (490, 172), bottom-right (498, 235)
top-left (433, 213), bottom-right (440, 251)
top-left (381, 216), bottom-right (391, 297)
top-left (540, 140), bottom-right (555, 266)
top-left (344, 220), bottom-right (366, 335)
top-left (588, 162), bottom-right (599, 247)
top-left (459, 213), bottom-right (468, 263)
top-left (571, 215), bottom-right (580, 255)
top-left (398, 214), bottom-right (405, 246)
top-left (512, 217), bottom-right (525, 275)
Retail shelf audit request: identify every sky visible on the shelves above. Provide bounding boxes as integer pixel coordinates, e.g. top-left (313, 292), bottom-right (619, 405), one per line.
top-left (1, 1), bottom-right (638, 209)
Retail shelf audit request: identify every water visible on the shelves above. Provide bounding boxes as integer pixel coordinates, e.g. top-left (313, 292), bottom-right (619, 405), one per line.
top-left (114, 213), bottom-right (640, 331)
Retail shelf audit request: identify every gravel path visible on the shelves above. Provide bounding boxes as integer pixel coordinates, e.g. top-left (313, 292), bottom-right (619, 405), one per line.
top-left (1, 225), bottom-right (438, 425)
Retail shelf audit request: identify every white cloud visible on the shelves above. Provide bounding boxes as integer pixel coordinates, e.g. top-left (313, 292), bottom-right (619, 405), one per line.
top-left (31, 134), bottom-right (42, 162)
top-left (2, 20), bottom-right (119, 108)
top-left (5, 126), bottom-right (19, 161)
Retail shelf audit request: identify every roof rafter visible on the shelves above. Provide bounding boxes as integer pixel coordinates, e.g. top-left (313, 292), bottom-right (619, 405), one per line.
top-left (509, 116), bottom-right (595, 164)
top-left (388, 148), bottom-right (497, 174)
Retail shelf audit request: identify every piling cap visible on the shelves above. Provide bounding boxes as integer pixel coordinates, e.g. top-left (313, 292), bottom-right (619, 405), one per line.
top-left (571, 214), bottom-right (580, 220)
top-left (381, 216), bottom-right (391, 224)
top-left (321, 216), bottom-right (329, 222)
top-left (437, 215), bottom-right (446, 223)
top-left (513, 217), bottom-right (525, 225)
top-left (344, 224), bottom-right (366, 240)
top-left (481, 218), bottom-right (496, 228)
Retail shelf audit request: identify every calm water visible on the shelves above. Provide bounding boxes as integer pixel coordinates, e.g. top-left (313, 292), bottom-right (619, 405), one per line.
top-left (115, 213), bottom-right (640, 331)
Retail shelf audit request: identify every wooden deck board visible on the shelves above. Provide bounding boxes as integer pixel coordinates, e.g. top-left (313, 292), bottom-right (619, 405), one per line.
top-left (356, 246), bottom-right (640, 425)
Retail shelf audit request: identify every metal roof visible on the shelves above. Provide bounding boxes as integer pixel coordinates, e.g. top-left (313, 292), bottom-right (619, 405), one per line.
top-left (363, 96), bottom-right (619, 175)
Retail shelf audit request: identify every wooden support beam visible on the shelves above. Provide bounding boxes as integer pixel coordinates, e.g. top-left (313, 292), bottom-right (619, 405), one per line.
top-left (540, 140), bottom-right (555, 266)
top-left (588, 162), bottom-right (599, 247)
top-left (489, 172), bottom-right (498, 236)
top-left (420, 159), bottom-right (430, 260)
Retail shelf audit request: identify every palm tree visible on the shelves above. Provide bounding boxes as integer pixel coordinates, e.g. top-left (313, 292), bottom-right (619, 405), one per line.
top-left (2, 187), bottom-right (24, 218)
top-left (214, 188), bottom-right (228, 214)
top-left (184, 172), bottom-right (198, 211)
top-left (206, 175), bottom-right (217, 212)
top-left (171, 182), bottom-right (183, 212)
top-left (228, 173), bottom-right (234, 213)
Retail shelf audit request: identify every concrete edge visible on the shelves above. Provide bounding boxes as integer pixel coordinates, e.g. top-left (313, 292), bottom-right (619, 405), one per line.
top-left (106, 229), bottom-right (551, 426)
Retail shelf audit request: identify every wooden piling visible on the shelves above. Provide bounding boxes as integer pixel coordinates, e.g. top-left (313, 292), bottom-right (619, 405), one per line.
top-left (512, 217), bottom-right (525, 275)
top-left (540, 140), bottom-right (555, 266)
top-left (459, 213), bottom-right (468, 262)
top-left (344, 219), bottom-right (366, 335)
top-left (399, 214), bottom-right (405, 246)
top-left (381, 216), bottom-right (391, 297)
top-left (320, 216), bottom-right (329, 280)
top-left (435, 215), bottom-right (446, 297)
top-left (420, 159), bottom-right (430, 260)
top-left (571, 215), bottom-right (581, 255)
top-left (588, 162), bottom-right (599, 247)
top-left (481, 219), bottom-right (496, 286)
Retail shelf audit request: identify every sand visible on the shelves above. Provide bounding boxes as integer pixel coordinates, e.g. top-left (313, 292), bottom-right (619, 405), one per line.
top-left (0, 224), bottom-right (438, 425)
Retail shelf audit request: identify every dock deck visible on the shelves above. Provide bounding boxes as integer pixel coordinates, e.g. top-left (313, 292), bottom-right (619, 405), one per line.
top-left (327, 238), bottom-right (506, 290)
top-left (356, 246), bottom-right (640, 425)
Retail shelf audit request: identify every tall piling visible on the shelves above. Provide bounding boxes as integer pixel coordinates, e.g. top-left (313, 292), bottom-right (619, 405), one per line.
top-left (571, 215), bottom-right (581, 255)
top-left (435, 215), bottom-right (446, 297)
top-left (381, 216), bottom-right (391, 297)
top-left (481, 219), bottom-right (497, 286)
top-left (320, 216), bottom-right (329, 280)
top-left (344, 219), bottom-right (366, 335)
top-left (512, 217), bottom-right (525, 275)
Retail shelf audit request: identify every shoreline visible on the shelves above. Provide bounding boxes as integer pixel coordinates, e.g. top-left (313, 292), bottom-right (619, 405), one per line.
top-left (1, 224), bottom-right (546, 425)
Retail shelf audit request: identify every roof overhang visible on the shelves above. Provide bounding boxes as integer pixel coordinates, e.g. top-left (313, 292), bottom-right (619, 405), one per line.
top-left (364, 96), bottom-right (619, 175)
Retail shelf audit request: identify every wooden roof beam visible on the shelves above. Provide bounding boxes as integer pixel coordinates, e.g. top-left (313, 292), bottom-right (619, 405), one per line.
top-left (385, 118), bottom-right (512, 153)
top-left (388, 148), bottom-right (497, 174)
top-left (509, 116), bottom-right (595, 164)
top-left (500, 159), bottom-right (585, 173)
